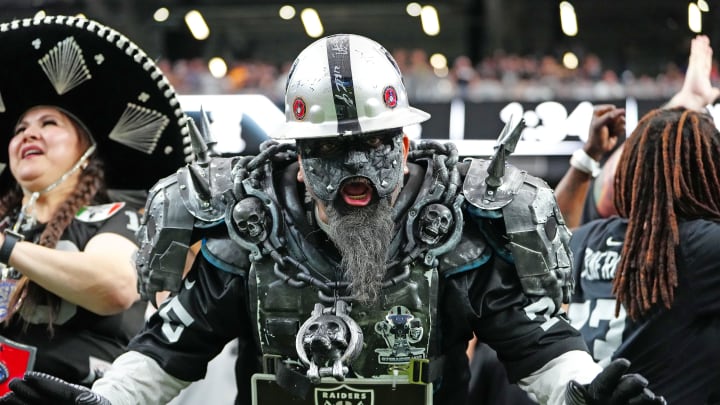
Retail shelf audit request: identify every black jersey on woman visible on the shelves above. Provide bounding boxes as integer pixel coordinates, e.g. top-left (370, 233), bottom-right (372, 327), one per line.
top-left (0, 203), bottom-right (146, 386)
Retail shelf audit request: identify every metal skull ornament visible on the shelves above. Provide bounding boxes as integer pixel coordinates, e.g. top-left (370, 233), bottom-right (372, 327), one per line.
top-left (302, 313), bottom-right (350, 368)
top-left (418, 203), bottom-right (453, 245)
top-left (232, 197), bottom-right (269, 243)
top-left (296, 301), bottom-right (363, 382)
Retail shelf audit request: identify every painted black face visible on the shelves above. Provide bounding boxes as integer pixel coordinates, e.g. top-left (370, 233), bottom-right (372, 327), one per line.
top-left (298, 130), bottom-right (404, 203)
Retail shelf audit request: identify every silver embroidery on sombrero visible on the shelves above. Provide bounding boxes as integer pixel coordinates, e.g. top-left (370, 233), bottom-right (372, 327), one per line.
top-left (109, 102), bottom-right (170, 154)
top-left (1, 15), bottom-right (193, 166)
top-left (38, 36), bottom-right (92, 95)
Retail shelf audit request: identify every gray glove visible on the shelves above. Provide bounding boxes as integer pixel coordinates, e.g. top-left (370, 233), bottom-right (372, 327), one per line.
top-left (0, 372), bottom-right (110, 405)
top-left (565, 358), bottom-right (666, 405)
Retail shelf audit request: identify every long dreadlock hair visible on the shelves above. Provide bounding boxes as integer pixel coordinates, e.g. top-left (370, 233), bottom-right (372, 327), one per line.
top-left (0, 115), bottom-right (107, 332)
top-left (613, 107), bottom-right (720, 320)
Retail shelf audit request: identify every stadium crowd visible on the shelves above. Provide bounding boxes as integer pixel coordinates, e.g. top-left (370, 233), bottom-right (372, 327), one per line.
top-left (157, 47), bottom-right (719, 104)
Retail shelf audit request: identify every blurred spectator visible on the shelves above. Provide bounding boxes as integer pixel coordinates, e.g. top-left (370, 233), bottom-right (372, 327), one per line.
top-left (155, 47), bottom-right (708, 104)
top-left (451, 55), bottom-right (477, 99)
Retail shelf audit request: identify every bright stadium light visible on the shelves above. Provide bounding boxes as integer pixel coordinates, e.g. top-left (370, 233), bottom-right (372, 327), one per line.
top-left (185, 10), bottom-right (210, 40)
top-left (559, 2), bottom-right (578, 37)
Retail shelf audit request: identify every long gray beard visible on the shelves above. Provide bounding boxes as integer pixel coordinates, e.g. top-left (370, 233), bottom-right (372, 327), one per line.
top-left (326, 199), bottom-right (394, 305)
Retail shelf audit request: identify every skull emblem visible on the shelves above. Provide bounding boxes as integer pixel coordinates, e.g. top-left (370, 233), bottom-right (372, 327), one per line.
top-left (302, 314), bottom-right (349, 368)
top-left (296, 301), bottom-right (363, 382)
top-left (232, 197), bottom-right (269, 243)
top-left (418, 203), bottom-right (453, 245)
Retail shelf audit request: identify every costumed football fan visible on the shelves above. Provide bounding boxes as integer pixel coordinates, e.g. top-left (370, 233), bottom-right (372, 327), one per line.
top-left (2, 34), bottom-right (664, 405)
top-left (0, 16), bottom-right (191, 393)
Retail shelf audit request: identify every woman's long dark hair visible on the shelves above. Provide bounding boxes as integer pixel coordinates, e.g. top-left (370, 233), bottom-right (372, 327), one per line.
top-left (0, 116), bottom-right (107, 330)
top-left (613, 107), bottom-right (720, 319)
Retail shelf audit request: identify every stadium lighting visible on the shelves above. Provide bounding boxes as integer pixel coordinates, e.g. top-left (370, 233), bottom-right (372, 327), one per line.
top-left (301, 8), bottom-right (324, 38)
top-left (421, 5), bottom-right (440, 36)
top-left (559, 2), bottom-right (578, 37)
top-left (185, 10), bottom-right (210, 40)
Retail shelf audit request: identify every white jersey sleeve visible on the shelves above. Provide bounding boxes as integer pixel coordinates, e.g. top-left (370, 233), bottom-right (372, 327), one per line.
top-left (518, 350), bottom-right (602, 405)
top-left (92, 351), bottom-right (191, 405)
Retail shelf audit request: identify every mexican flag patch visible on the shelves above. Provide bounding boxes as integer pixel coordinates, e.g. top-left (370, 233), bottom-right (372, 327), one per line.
top-left (75, 202), bottom-right (126, 223)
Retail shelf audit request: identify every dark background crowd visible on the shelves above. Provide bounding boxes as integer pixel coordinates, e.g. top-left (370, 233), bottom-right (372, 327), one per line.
top-left (158, 48), bottom-right (715, 106)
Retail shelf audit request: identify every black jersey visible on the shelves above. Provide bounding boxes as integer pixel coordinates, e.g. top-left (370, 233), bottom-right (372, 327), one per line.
top-left (569, 216), bottom-right (720, 403)
top-left (0, 203), bottom-right (146, 386)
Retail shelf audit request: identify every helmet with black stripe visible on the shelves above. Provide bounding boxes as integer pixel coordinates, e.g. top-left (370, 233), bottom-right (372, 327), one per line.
top-left (272, 34), bottom-right (430, 141)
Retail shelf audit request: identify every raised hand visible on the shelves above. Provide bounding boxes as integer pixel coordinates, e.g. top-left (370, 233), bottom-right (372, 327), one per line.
top-left (667, 34), bottom-right (720, 111)
top-left (584, 104), bottom-right (625, 162)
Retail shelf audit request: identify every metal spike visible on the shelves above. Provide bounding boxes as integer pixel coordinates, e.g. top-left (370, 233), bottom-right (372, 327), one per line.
top-left (486, 148), bottom-right (505, 189)
top-left (496, 117), bottom-right (526, 155)
top-left (188, 117), bottom-right (210, 166)
top-left (188, 164), bottom-right (212, 202)
top-left (494, 119), bottom-right (513, 151)
top-left (199, 106), bottom-right (218, 155)
top-left (485, 117), bottom-right (526, 193)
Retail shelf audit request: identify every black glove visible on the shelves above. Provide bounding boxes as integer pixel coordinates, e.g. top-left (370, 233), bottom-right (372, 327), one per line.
top-left (0, 372), bottom-right (111, 405)
top-left (565, 358), bottom-right (666, 405)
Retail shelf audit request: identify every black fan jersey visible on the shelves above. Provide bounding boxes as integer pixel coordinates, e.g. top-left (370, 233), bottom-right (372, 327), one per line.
top-left (569, 216), bottom-right (720, 403)
top-left (0, 203), bottom-right (146, 386)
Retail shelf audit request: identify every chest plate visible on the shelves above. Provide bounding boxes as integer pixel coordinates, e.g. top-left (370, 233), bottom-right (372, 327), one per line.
top-left (249, 258), bottom-right (439, 381)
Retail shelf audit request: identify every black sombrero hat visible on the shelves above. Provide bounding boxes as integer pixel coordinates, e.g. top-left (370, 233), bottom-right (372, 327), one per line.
top-left (0, 16), bottom-right (192, 191)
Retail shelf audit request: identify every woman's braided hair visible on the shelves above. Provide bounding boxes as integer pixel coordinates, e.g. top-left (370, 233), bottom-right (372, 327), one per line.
top-left (613, 107), bottom-right (720, 319)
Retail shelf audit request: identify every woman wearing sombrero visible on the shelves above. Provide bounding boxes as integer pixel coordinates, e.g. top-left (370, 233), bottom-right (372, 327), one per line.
top-left (0, 16), bottom-right (191, 390)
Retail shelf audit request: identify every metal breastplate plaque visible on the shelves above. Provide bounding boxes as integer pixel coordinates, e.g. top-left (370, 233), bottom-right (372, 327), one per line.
top-left (250, 257), bottom-right (439, 382)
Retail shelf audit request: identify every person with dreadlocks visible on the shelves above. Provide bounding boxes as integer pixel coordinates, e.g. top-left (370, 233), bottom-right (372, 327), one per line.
top-left (567, 34), bottom-right (720, 404)
top-left (0, 16), bottom-right (190, 393)
top-left (2, 33), bottom-right (665, 405)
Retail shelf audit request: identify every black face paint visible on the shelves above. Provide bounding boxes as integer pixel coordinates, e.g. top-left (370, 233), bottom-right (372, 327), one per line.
top-left (298, 130), bottom-right (404, 203)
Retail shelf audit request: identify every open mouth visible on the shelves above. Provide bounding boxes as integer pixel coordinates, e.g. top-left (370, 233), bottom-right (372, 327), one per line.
top-left (339, 177), bottom-right (374, 207)
top-left (21, 145), bottom-right (43, 159)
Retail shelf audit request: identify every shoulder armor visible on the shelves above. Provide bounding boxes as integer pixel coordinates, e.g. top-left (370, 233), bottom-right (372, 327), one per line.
top-left (502, 174), bottom-right (573, 306)
top-left (136, 157), bottom-right (242, 304)
top-left (136, 173), bottom-right (196, 303)
top-left (461, 158), bottom-right (573, 309)
top-left (463, 158), bottom-right (526, 210)
top-left (177, 157), bottom-right (237, 223)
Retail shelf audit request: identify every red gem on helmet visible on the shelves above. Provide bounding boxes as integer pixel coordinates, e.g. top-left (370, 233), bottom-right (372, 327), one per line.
top-left (383, 86), bottom-right (398, 108)
top-left (293, 97), bottom-right (306, 120)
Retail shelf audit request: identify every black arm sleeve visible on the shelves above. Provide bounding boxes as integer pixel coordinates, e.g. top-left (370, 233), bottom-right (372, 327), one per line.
top-left (442, 255), bottom-right (588, 382)
top-left (128, 252), bottom-right (253, 382)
